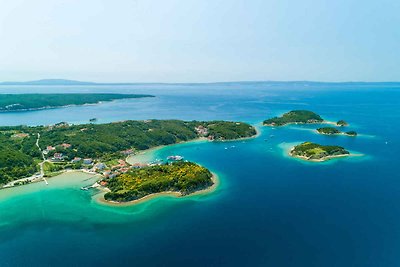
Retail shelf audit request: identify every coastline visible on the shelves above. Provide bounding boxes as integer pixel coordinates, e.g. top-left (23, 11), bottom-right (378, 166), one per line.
top-left (126, 126), bottom-right (260, 164)
top-left (1, 169), bottom-right (100, 190)
top-left (2, 123), bottom-right (258, 193)
top-left (126, 137), bottom-right (208, 164)
top-left (95, 173), bottom-right (220, 207)
top-left (263, 120), bottom-right (337, 127)
top-left (288, 147), bottom-right (361, 162)
top-left (316, 131), bottom-right (357, 137)
top-left (221, 125), bottom-right (261, 142)
top-left (290, 152), bottom-right (350, 162)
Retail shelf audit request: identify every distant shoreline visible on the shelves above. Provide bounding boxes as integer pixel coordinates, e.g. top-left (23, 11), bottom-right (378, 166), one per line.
top-left (2, 79), bottom-right (400, 87)
top-left (0, 93), bottom-right (154, 113)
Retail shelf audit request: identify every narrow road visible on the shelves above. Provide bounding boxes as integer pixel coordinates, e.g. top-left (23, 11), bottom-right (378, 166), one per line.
top-left (36, 133), bottom-right (48, 184)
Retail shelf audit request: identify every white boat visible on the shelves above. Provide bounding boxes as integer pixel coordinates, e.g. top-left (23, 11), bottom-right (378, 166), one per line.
top-left (167, 155), bottom-right (184, 161)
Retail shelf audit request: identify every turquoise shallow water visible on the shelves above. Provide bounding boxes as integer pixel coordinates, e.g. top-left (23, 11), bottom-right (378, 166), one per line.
top-left (0, 84), bottom-right (399, 266)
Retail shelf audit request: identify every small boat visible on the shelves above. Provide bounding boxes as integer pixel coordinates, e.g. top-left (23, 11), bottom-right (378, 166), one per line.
top-left (80, 187), bottom-right (88, 191)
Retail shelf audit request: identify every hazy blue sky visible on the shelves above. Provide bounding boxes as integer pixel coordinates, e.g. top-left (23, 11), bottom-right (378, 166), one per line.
top-left (0, 0), bottom-right (399, 82)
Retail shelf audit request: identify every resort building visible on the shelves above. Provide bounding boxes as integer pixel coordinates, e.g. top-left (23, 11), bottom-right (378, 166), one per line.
top-left (94, 163), bottom-right (106, 170)
top-left (71, 157), bottom-right (82, 163)
top-left (83, 158), bottom-right (93, 165)
top-left (51, 153), bottom-right (64, 162)
top-left (60, 143), bottom-right (71, 149)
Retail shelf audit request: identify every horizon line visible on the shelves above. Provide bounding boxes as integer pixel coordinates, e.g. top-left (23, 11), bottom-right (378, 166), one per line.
top-left (1, 78), bottom-right (400, 85)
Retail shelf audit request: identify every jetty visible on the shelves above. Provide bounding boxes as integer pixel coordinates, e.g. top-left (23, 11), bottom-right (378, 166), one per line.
top-left (81, 182), bottom-right (100, 191)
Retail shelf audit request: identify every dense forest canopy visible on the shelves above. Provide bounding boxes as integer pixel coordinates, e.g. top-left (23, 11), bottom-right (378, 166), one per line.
top-left (0, 120), bottom-right (256, 185)
top-left (104, 161), bottom-right (213, 202)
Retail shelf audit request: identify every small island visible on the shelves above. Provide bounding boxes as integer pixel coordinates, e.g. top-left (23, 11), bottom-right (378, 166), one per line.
top-left (317, 127), bottom-right (341, 135)
top-left (337, 120), bottom-right (349, 127)
top-left (0, 93), bottom-right (154, 112)
top-left (104, 161), bottom-right (213, 203)
top-left (290, 142), bottom-right (350, 161)
top-left (263, 110), bottom-right (323, 126)
top-left (345, 131), bottom-right (357, 136)
top-left (317, 127), bottom-right (357, 136)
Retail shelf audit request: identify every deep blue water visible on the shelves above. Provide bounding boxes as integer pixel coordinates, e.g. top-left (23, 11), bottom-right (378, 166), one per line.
top-left (0, 83), bottom-right (399, 266)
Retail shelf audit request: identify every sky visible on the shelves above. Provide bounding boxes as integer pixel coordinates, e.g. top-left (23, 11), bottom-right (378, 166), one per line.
top-left (0, 0), bottom-right (399, 83)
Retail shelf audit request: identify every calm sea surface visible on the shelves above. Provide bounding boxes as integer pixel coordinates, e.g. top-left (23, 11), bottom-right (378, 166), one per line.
top-left (0, 83), bottom-right (399, 266)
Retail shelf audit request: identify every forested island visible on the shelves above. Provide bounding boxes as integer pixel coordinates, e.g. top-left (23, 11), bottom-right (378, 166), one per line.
top-left (0, 120), bottom-right (256, 186)
top-left (290, 142), bottom-right (350, 161)
top-left (0, 93), bottom-right (154, 111)
top-left (263, 110), bottom-right (323, 126)
top-left (317, 127), bottom-right (357, 136)
top-left (104, 161), bottom-right (213, 203)
top-left (336, 120), bottom-right (349, 127)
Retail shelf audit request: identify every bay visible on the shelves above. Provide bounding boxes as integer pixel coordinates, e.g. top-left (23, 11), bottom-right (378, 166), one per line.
top-left (0, 83), bottom-right (399, 266)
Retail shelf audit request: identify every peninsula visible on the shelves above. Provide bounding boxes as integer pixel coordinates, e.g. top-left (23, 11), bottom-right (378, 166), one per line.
top-left (0, 120), bottom-right (256, 188)
top-left (104, 161), bottom-right (213, 203)
top-left (263, 110), bottom-right (323, 126)
top-left (0, 93), bottom-right (154, 111)
top-left (290, 142), bottom-right (350, 162)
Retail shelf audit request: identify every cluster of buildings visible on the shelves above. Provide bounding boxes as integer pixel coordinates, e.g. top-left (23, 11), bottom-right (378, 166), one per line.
top-left (195, 125), bottom-right (215, 140)
top-left (71, 157), bottom-right (93, 165)
top-left (44, 142), bottom-right (97, 166)
top-left (44, 143), bottom-right (71, 154)
top-left (195, 125), bottom-right (208, 136)
top-left (42, 136), bottom-right (155, 182)
top-left (47, 122), bottom-right (70, 130)
top-left (44, 143), bottom-right (73, 162)
top-left (99, 158), bottom-right (158, 181)
top-left (101, 160), bottom-right (132, 179)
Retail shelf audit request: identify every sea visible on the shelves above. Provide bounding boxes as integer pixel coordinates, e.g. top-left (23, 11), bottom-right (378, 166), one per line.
top-left (0, 83), bottom-right (399, 267)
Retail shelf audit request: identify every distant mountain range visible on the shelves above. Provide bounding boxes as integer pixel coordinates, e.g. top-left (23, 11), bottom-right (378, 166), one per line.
top-left (0, 79), bottom-right (97, 86)
top-left (0, 79), bottom-right (399, 86)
